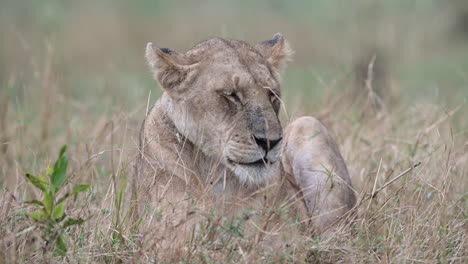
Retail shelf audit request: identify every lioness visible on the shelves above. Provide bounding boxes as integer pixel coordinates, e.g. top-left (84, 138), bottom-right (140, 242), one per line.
top-left (134, 34), bottom-right (356, 249)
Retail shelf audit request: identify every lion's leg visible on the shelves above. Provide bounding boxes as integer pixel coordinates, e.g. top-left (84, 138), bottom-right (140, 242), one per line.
top-left (282, 116), bottom-right (356, 234)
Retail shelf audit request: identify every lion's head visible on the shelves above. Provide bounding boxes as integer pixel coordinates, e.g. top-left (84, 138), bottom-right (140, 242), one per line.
top-left (145, 34), bottom-right (293, 186)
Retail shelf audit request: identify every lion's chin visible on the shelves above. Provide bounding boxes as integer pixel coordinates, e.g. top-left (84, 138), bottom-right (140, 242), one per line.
top-left (230, 162), bottom-right (277, 187)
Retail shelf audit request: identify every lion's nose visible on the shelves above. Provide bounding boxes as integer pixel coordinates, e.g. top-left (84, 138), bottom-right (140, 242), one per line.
top-left (253, 136), bottom-right (282, 152)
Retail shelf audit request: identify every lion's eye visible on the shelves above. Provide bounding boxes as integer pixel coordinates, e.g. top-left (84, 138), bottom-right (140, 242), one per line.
top-left (221, 90), bottom-right (241, 104)
top-left (269, 90), bottom-right (280, 104)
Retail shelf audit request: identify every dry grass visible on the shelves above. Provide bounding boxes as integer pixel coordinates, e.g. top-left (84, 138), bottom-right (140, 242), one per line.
top-left (0, 67), bottom-right (466, 262)
top-left (1, 1), bottom-right (467, 263)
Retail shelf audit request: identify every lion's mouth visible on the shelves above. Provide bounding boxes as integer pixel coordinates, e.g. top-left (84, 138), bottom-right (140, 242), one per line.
top-left (226, 156), bottom-right (278, 186)
top-left (228, 158), bottom-right (272, 167)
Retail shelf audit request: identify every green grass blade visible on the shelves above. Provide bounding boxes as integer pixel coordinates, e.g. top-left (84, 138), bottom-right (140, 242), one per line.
top-left (53, 203), bottom-right (65, 219)
top-left (24, 174), bottom-right (48, 192)
top-left (50, 146), bottom-right (68, 193)
top-left (23, 200), bottom-right (44, 206)
top-left (54, 235), bottom-right (67, 256)
top-left (27, 209), bottom-right (47, 222)
top-left (56, 192), bottom-right (70, 204)
top-left (72, 184), bottom-right (90, 194)
top-left (43, 192), bottom-right (53, 215)
top-left (63, 218), bottom-right (85, 229)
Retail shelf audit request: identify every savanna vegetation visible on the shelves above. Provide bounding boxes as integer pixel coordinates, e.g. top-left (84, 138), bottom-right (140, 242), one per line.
top-left (0, 0), bottom-right (466, 263)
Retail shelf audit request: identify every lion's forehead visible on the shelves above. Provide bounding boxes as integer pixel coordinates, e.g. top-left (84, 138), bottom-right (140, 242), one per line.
top-left (205, 59), bottom-right (278, 93)
top-left (187, 38), bottom-right (260, 60)
top-left (186, 38), bottom-right (277, 88)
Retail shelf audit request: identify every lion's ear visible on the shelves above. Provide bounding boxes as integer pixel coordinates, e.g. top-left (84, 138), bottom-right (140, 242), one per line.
top-left (145, 42), bottom-right (195, 97)
top-left (255, 33), bottom-right (294, 74)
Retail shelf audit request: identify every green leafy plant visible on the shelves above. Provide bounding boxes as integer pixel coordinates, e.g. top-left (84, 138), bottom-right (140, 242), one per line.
top-left (23, 146), bottom-right (89, 256)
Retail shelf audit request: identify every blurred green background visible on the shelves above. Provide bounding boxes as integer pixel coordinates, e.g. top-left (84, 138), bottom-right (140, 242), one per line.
top-left (1, 0), bottom-right (467, 128)
top-left (0, 0), bottom-right (468, 107)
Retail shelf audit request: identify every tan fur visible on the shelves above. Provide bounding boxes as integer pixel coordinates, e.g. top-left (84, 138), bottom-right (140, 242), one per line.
top-left (134, 35), bottom-right (355, 250)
